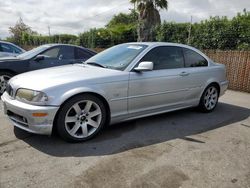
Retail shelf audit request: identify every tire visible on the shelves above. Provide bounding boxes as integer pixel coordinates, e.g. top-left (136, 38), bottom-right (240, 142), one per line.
top-left (198, 84), bottom-right (219, 113)
top-left (56, 94), bottom-right (107, 142)
top-left (0, 72), bottom-right (13, 95)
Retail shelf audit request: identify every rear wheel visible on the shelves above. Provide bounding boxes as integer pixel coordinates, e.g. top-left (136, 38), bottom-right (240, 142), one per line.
top-left (56, 94), bottom-right (107, 142)
top-left (199, 85), bottom-right (219, 112)
top-left (0, 72), bottom-right (13, 95)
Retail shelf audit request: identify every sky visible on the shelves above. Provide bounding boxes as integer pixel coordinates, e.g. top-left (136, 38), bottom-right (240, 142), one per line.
top-left (0, 0), bottom-right (249, 39)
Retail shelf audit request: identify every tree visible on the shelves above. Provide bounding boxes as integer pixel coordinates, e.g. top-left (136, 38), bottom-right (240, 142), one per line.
top-left (106, 10), bottom-right (138, 28)
top-left (130, 0), bottom-right (168, 41)
top-left (9, 17), bottom-right (36, 45)
top-left (106, 10), bottom-right (138, 44)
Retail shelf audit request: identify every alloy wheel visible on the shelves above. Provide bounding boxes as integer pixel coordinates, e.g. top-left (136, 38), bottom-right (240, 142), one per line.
top-left (64, 100), bottom-right (102, 138)
top-left (204, 86), bottom-right (218, 110)
top-left (0, 75), bottom-right (11, 94)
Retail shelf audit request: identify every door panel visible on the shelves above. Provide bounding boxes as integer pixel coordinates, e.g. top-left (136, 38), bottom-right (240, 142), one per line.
top-left (128, 46), bottom-right (192, 113)
top-left (29, 59), bottom-right (60, 70)
top-left (129, 68), bottom-right (191, 113)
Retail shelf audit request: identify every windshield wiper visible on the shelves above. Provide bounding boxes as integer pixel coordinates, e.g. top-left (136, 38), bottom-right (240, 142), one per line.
top-left (85, 62), bottom-right (107, 68)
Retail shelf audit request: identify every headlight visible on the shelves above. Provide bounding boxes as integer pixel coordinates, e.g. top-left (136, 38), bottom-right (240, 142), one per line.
top-left (16, 89), bottom-right (48, 104)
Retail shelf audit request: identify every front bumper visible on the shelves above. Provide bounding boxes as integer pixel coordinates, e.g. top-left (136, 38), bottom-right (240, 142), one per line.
top-left (1, 92), bottom-right (59, 135)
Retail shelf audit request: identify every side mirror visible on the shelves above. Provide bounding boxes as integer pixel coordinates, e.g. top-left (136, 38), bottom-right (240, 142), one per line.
top-left (134, 61), bottom-right (153, 72)
top-left (34, 55), bottom-right (45, 62)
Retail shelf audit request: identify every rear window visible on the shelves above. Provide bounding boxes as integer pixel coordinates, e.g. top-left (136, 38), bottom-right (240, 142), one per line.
top-left (75, 48), bottom-right (93, 60)
top-left (183, 48), bottom-right (208, 67)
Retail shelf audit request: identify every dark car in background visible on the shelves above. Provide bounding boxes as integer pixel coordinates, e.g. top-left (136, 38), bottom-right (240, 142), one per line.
top-left (0, 44), bottom-right (96, 94)
top-left (0, 41), bottom-right (26, 58)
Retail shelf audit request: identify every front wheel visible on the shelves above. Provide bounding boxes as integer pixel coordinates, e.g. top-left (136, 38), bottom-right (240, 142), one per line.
top-left (0, 72), bottom-right (13, 95)
top-left (56, 94), bottom-right (107, 142)
top-left (199, 85), bottom-right (219, 112)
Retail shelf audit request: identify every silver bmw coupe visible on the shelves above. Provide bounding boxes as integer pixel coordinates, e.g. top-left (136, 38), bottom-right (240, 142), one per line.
top-left (2, 42), bottom-right (228, 142)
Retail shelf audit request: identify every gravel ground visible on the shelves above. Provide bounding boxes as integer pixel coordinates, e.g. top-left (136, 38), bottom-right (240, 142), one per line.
top-left (0, 90), bottom-right (250, 188)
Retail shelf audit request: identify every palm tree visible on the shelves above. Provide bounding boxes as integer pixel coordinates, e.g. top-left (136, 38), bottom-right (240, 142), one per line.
top-left (130, 0), bottom-right (168, 41)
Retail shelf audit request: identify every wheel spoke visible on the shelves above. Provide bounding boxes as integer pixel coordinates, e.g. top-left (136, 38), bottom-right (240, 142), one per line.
top-left (0, 76), bottom-right (4, 82)
top-left (81, 124), bottom-right (88, 136)
top-left (212, 93), bottom-right (217, 99)
top-left (84, 101), bottom-right (93, 113)
top-left (73, 104), bottom-right (82, 115)
top-left (211, 88), bottom-right (215, 94)
top-left (65, 116), bottom-right (78, 123)
top-left (89, 109), bottom-right (101, 118)
top-left (87, 119), bottom-right (99, 128)
top-left (204, 99), bottom-right (209, 106)
top-left (208, 102), bottom-right (212, 109)
top-left (69, 122), bottom-right (81, 135)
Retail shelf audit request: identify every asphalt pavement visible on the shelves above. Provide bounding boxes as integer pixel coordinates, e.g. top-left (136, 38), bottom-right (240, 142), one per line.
top-left (0, 90), bottom-right (250, 188)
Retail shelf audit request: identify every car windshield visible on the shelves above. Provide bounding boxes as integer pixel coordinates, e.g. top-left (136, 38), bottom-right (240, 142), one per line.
top-left (85, 44), bottom-right (148, 71)
top-left (17, 45), bottom-right (50, 59)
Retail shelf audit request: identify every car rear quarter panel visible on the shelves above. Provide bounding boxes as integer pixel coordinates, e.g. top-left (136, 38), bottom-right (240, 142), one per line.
top-left (200, 63), bottom-right (227, 96)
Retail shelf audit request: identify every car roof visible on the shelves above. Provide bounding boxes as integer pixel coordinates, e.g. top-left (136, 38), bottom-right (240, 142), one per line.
top-left (126, 42), bottom-right (208, 58)
top-left (127, 42), bottom-right (194, 48)
top-left (42, 43), bottom-right (96, 54)
top-left (124, 42), bottom-right (210, 65)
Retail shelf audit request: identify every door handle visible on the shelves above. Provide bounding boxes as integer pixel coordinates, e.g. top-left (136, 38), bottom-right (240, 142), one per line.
top-left (179, 72), bottom-right (190, 76)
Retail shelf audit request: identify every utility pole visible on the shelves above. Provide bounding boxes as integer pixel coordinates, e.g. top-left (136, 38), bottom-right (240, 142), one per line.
top-left (188, 16), bottom-right (192, 45)
top-left (91, 30), bottom-right (94, 48)
top-left (48, 25), bottom-right (51, 36)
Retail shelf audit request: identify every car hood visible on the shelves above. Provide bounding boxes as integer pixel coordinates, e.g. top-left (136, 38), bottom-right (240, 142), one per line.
top-left (9, 64), bottom-right (129, 91)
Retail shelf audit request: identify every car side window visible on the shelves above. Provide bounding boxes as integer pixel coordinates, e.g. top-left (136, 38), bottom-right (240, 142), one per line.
top-left (41, 47), bottom-right (60, 59)
top-left (183, 48), bottom-right (208, 67)
top-left (140, 46), bottom-right (184, 70)
top-left (58, 46), bottom-right (74, 60)
top-left (75, 48), bottom-right (92, 60)
top-left (10, 45), bottom-right (22, 54)
top-left (0, 43), bottom-right (14, 53)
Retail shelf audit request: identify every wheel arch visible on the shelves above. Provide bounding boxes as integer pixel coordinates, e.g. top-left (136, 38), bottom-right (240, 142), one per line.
top-left (200, 81), bottom-right (221, 99)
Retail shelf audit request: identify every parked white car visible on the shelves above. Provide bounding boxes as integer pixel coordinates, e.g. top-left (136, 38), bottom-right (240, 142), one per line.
top-left (2, 42), bottom-right (228, 142)
top-left (0, 41), bottom-right (25, 58)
